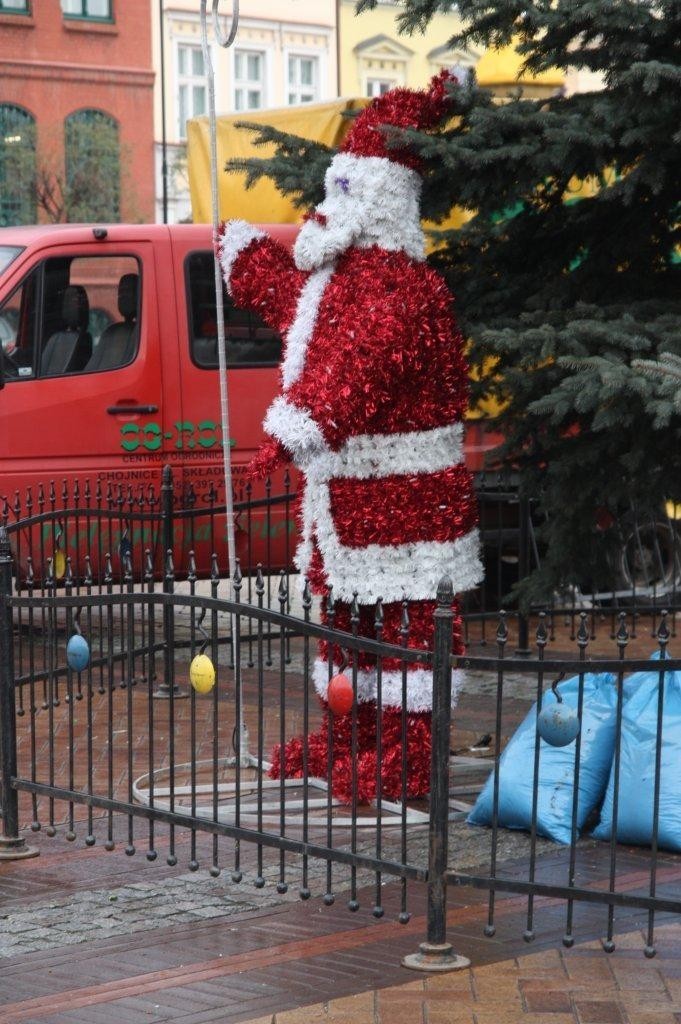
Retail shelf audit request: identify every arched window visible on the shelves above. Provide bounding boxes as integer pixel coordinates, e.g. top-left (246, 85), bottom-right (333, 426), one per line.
top-left (0, 105), bottom-right (36, 227)
top-left (64, 109), bottom-right (120, 222)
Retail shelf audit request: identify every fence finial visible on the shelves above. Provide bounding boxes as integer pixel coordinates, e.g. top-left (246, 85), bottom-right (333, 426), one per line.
top-left (436, 575), bottom-right (454, 606)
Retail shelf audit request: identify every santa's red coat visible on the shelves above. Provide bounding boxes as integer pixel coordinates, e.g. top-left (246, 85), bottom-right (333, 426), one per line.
top-left (219, 228), bottom-right (482, 712)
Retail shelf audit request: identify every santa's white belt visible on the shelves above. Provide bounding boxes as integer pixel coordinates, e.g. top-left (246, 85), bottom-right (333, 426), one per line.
top-left (264, 396), bottom-right (465, 481)
top-left (308, 421), bottom-right (465, 482)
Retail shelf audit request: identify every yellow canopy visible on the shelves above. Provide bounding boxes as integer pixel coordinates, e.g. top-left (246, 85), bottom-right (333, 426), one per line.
top-left (187, 98), bottom-right (370, 225)
top-left (188, 96), bottom-right (471, 235)
top-left (476, 43), bottom-right (564, 89)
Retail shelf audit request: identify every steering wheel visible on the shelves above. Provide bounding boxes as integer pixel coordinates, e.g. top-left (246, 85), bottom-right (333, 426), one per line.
top-left (0, 346), bottom-right (19, 380)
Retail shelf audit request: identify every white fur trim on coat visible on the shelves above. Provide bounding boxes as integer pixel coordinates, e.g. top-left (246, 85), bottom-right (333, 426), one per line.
top-left (218, 220), bottom-right (265, 294)
top-left (282, 265), bottom-right (336, 389)
top-left (313, 422), bottom-right (464, 482)
top-left (313, 659), bottom-right (465, 713)
top-left (299, 526), bottom-right (483, 604)
top-left (266, 388), bottom-right (465, 482)
top-left (264, 396), bottom-right (326, 464)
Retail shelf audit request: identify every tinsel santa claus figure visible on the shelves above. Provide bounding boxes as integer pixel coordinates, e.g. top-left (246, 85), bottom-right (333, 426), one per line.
top-left (218, 71), bottom-right (483, 803)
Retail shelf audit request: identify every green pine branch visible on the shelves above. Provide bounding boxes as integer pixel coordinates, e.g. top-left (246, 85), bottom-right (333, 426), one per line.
top-left (224, 0), bottom-right (681, 600)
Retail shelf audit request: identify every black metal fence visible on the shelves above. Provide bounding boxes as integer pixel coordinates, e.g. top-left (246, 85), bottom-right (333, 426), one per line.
top-left (451, 613), bottom-right (681, 962)
top-left (4, 465), bottom-right (680, 648)
top-left (1, 469), bottom-right (681, 968)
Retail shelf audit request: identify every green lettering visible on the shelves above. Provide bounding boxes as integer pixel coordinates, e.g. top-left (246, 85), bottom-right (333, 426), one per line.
top-left (142, 422), bottom-right (162, 452)
top-left (197, 420), bottom-right (220, 449)
top-left (120, 423), bottom-right (140, 452)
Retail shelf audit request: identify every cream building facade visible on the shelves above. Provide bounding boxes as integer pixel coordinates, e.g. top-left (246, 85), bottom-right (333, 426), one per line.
top-left (152, 1), bottom-right (337, 223)
top-left (339, 0), bottom-right (482, 97)
top-left (153, 1), bottom-right (589, 223)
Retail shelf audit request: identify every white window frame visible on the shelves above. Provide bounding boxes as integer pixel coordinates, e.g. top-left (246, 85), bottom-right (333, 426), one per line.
top-left (286, 53), bottom-right (320, 106)
top-left (232, 48), bottom-right (267, 113)
top-left (284, 45), bottom-right (329, 105)
top-left (176, 41), bottom-right (207, 141)
top-left (365, 78), bottom-right (397, 98)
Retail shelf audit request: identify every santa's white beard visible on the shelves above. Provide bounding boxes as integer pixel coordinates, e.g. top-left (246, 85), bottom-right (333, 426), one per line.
top-left (293, 153), bottom-right (427, 270)
top-left (293, 216), bottom-right (359, 271)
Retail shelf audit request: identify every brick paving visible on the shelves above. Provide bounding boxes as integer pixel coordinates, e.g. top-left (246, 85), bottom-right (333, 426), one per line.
top-left (237, 925), bottom-right (681, 1024)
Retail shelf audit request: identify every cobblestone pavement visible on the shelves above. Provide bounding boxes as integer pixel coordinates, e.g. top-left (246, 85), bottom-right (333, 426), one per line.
top-left (0, 814), bottom-right (560, 958)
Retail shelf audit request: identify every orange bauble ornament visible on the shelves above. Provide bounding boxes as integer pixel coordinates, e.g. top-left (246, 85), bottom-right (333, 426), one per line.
top-left (327, 672), bottom-right (354, 716)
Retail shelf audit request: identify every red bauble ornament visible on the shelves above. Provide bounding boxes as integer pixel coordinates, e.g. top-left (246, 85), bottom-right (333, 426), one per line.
top-left (327, 672), bottom-right (354, 716)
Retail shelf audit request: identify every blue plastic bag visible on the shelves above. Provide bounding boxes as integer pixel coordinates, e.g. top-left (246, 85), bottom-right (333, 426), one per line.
top-left (468, 672), bottom-right (617, 845)
top-left (593, 656), bottom-right (681, 852)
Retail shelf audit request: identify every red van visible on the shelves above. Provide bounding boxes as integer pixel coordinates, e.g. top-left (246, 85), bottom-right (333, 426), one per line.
top-left (0, 223), bottom-right (302, 573)
top-left (0, 222), bottom-right (495, 577)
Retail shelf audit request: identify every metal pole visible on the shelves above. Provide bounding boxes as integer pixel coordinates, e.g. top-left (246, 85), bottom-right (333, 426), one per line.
top-left (403, 576), bottom-right (468, 972)
top-left (335, 0), bottom-right (342, 96)
top-left (200, 1), bottom-right (258, 766)
top-left (0, 526), bottom-right (38, 860)
top-left (199, 0), bottom-right (239, 591)
top-left (159, 0), bottom-right (169, 224)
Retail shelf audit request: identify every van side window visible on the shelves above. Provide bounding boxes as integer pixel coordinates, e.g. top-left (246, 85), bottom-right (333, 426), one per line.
top-left (0, 254), bottom-right (140, 381)
top-left (0, 266), bottom-right (39, 380)
top-left (186, 251), bottom-right (282, 368)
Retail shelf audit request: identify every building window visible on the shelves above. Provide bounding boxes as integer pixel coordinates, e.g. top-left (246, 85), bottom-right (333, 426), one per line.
top-left (0, 1), bottom-right (30, 12)
top-left (61, 0), bottom-right (112, 19)
top-left (288, 55), bottom-right (319, 105)
top-left (366, 78), bottom-right (396, 98)
top-left (65, 109), bottom-right (120, 223)
top-left (0, 105), bottom-right (36, 227)
top-left (177, 44), bottom-right (206, 140)
top-left (233, 51), bottom-right (265, 112)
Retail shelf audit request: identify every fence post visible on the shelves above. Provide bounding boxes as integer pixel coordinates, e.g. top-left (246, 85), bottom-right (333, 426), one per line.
top-left (161, 463), bottom-right (174, 565)
top-left (403, 576), bottom-right (469, 972)
top-left (154, 466), bottom-right (185, 699)
top-left (515, 495), bottom-right (531, 655)
top-left (0, 527), bottom-right (38, 860)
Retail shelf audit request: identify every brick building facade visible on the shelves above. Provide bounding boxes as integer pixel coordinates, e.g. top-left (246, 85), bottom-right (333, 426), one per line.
top-left (0, 0), bottom-right (155, 225)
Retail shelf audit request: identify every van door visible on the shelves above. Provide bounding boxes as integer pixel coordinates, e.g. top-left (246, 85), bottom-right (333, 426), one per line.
top-left (173, 240), bottom-right (295, 574)
top-left (0, 241), bottom-right (168, 575)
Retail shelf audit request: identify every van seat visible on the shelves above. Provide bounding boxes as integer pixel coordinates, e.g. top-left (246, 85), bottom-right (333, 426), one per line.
top-left (41, 285), bottom-right (92, 376)
top-left (86, 273), bottom-right (139, 372)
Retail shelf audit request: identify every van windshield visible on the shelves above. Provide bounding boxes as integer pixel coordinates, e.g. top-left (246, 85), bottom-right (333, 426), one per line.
top-left (0, 246), bottom-right (23, 276)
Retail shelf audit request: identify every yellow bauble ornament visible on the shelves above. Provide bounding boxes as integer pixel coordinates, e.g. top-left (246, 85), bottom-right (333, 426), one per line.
top-left (189, 653), bottom-right (215, 694)
top-left (53, 549), bottom-right (66, 580)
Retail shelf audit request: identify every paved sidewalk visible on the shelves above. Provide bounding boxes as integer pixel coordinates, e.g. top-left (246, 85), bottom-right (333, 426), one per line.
top-left (1, 829), bottom-right (680, 1024)
top-left (241, 926), bottom-right (681, 1024)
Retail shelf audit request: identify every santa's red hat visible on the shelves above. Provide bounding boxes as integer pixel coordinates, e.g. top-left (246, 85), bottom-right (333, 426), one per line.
top-left (340, 70), bottom-right (456, 172)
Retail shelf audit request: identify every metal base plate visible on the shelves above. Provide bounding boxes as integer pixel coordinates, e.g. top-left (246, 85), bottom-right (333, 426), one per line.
top-left (0, 836), bottom-right (40, 860)
top-left (402, 943), bottom-right (470, 973)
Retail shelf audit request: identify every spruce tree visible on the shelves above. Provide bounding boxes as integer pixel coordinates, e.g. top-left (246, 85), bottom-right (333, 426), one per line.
top-left (229, 0), bottom-right (681, 604)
